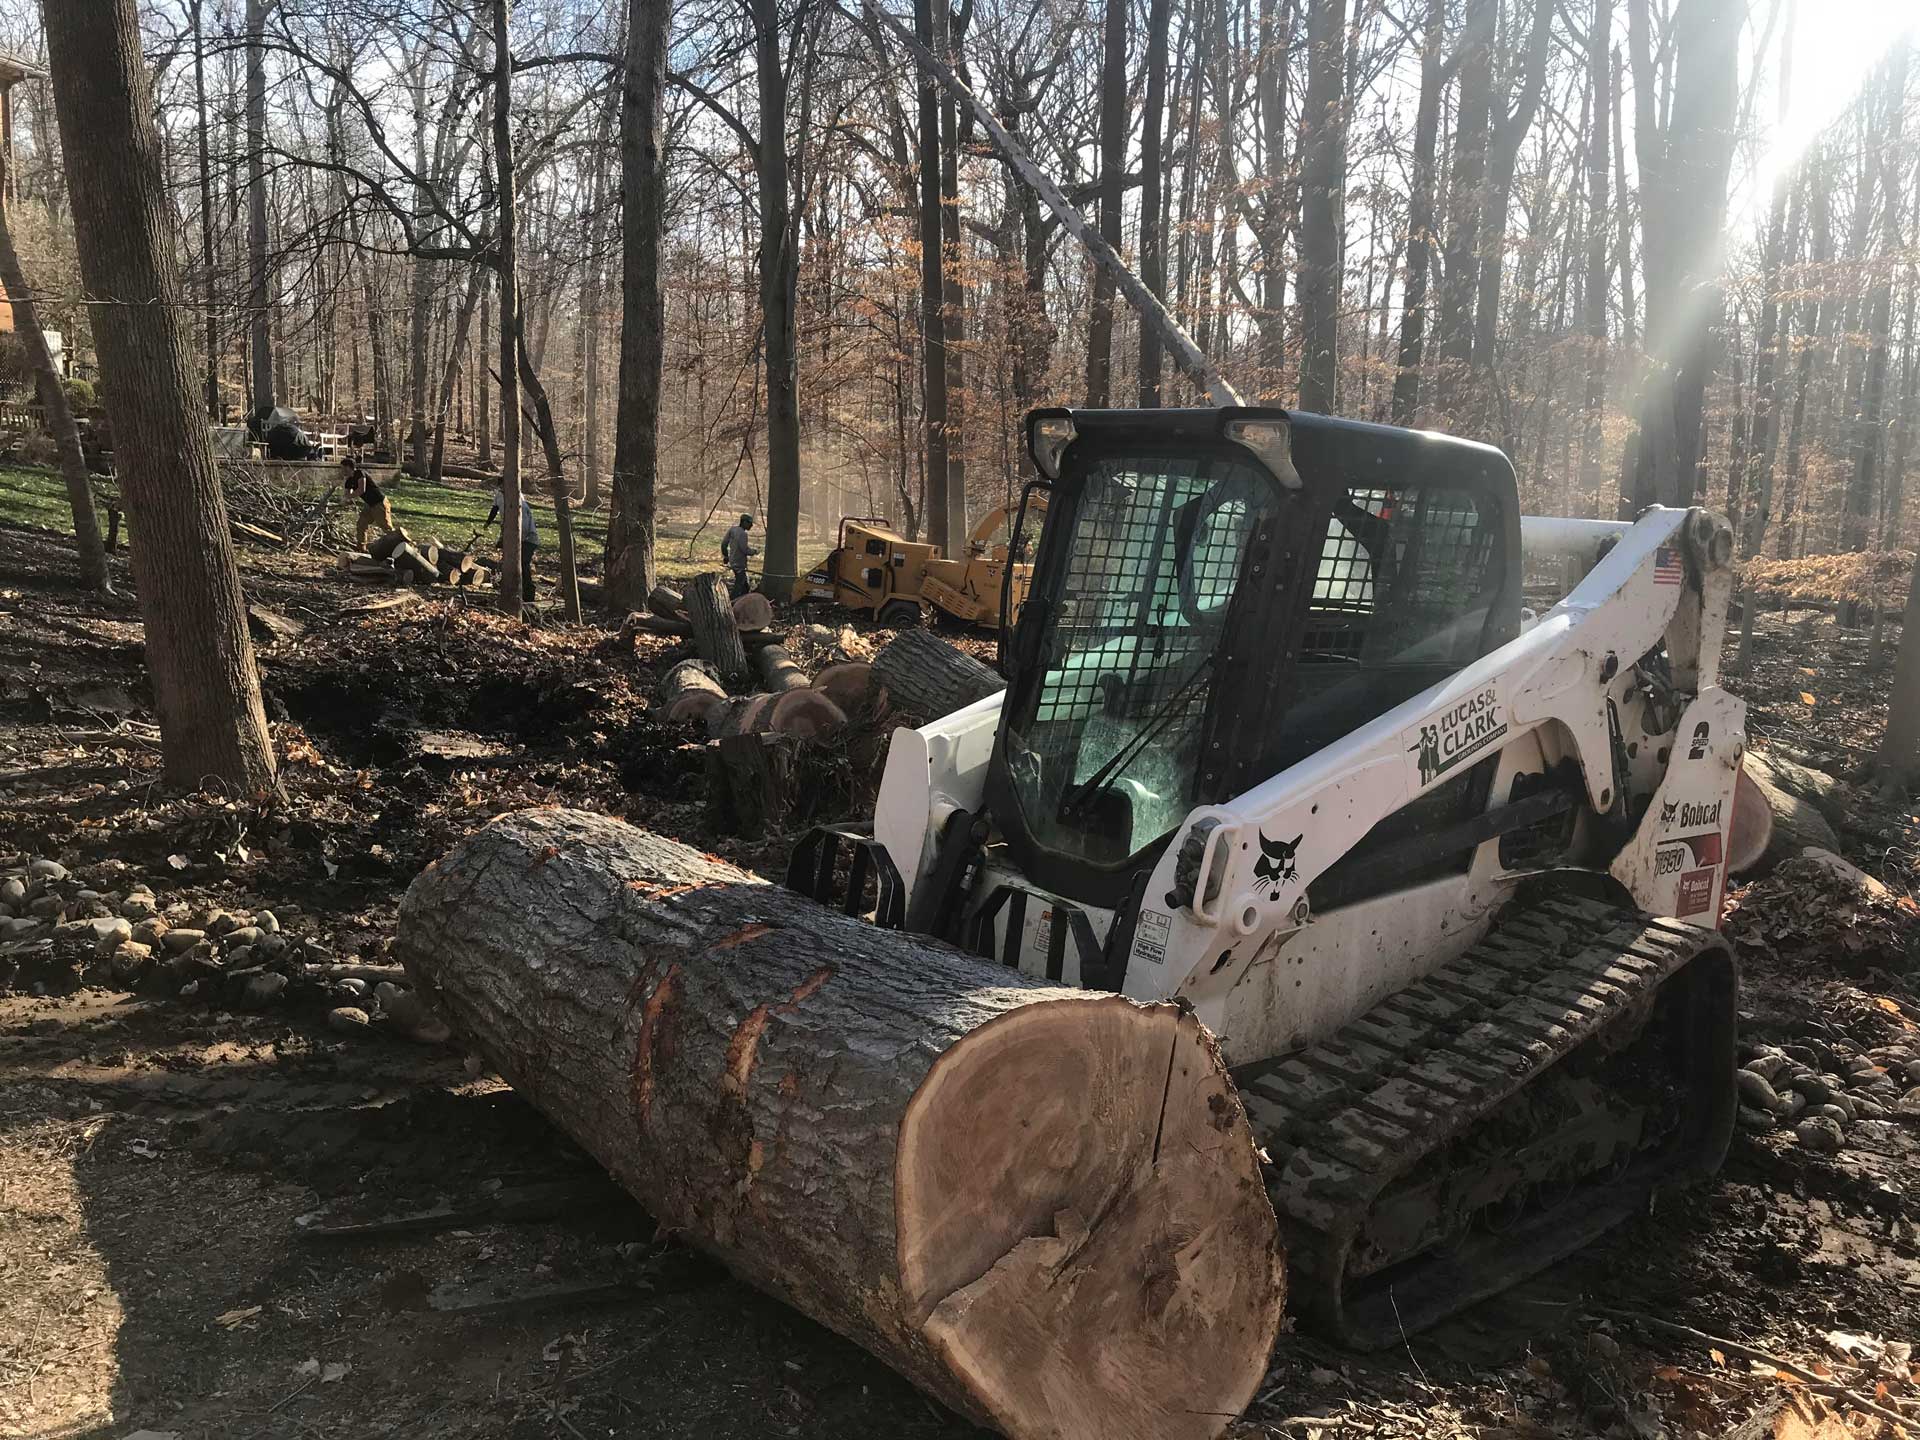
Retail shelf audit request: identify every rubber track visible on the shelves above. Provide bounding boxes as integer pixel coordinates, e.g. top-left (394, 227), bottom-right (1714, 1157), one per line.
top-left (1240, 888), bottom-right (1734, 1347)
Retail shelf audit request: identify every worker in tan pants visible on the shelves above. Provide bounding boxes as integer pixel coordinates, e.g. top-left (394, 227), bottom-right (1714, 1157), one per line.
top-left (341, 456), bottom-right (394, 549)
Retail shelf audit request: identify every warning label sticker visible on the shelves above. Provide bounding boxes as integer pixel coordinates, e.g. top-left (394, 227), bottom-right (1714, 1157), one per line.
top-left (1131, 908), bottom-right (1171, 966)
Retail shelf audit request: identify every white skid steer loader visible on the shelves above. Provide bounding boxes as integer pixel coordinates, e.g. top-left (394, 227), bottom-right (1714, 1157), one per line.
top-left (790, 405), bottom-right (1745, 1346)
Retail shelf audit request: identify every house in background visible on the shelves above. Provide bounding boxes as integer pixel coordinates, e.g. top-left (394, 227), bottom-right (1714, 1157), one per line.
top-left (0, 50), bottom-right (49, 336)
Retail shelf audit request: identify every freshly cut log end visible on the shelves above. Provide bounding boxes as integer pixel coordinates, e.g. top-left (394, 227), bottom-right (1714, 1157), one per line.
top-left (708, 693), bottom-right (774, 738)
top-left (656, 657), bottom-right (726, 709)
top-left (872, 628), bottom-right (1004, 720)
top-left (732, 591), bottom-right (775, 632)
top-left (397, 809), bottom-right (1283, 1440)
top-left (812, 661), bottom-right (873, 713)
top-left (769, 689), bottom-right (846, 739)
top-left (648, 583), bottom-right (685, 619)
top-left (666, 691), bottom-right (724, 727)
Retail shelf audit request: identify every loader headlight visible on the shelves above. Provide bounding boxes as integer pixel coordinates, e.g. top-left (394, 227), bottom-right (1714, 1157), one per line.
top-left (1029, 413), bottom-right (1077, 479)
top-left (1224, 416), bottom-right (1302, 490)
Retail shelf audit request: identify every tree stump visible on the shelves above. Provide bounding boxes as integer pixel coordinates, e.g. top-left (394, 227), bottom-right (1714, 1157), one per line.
top-left (708, 693), bottom-right (775, 738)
top-left (397, 809), bottom-right (1285, 1440)
top-left (685, 571), bottom-right (750, 682)
top-left (872, 629), bottom-right (1004, 720)
top-left (752, 644), bottom-right (810, 693)
top-left (648, 583), bottom-right (685, 620)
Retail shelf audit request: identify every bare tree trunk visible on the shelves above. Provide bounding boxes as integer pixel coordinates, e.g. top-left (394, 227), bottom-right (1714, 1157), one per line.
top-left (937, 8), bottom-right (968, 534)
top-left (1469, 0), bottom-right (1555, 372)
top-left (429, 263), bottom-right (485, 485)
top-left (1253, 0), bottom-right (1290, 381)
top-left (407, 57), bottom-right (432, 473)
top-left (41, 0), bottom-right (276, 791)
top-left (1575, 0), bottom-right (1613, 514)
top-left (1138, 0), bottom-right (1174, 405)
top-left (1436, 0), bottom-right (1494, 411)
top-left (1844, 42), bottom-right (1907, 561)
top-left (1296, 0), bottom-right (1345, 413)
top-left (477, 271), bottom-right (493, 467)
top-left (515, 325), bottom-right (583, 622)
top-left (606, 0), bottom-right (671, 608)
top-left (1611, 48), bottom-right (1636, 349)
top-left (914, 0), bottom-right (952, 550)
top-left (755, 0), bottom-right (802, 597)
top-left (492, 0), bottom-right (523, 615)
top-left (1390, 0), bottom-right (1444, 424)
top-left (245, 0), bottom-right (273, 413)
top-left (192, 0), bottom-right (220, 419)
top-left (0, 152), bottom-right (109, 589)
top-left (1085, 0), bottom-right (1127, 406)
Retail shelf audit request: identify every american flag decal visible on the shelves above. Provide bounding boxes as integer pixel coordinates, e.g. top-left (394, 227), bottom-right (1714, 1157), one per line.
top-left (1653, 545), bottom-right (1683, 585)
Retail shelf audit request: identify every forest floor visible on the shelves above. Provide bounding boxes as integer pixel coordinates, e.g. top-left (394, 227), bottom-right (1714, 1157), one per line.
top-left (1, 498), bottom-right (1920, 1440)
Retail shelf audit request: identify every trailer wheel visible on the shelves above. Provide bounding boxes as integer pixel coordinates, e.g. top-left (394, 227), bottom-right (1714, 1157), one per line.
top-left (879, 598), bottom-right (921, 629)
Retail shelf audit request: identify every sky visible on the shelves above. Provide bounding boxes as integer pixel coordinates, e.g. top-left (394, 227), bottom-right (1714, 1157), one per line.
top-left (1735, 0), bottom-right (1920, 227)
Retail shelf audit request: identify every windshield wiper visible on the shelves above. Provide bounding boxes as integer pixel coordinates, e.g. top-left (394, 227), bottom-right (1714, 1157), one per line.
top-left (1057, 653), bottom-right (1214, 820)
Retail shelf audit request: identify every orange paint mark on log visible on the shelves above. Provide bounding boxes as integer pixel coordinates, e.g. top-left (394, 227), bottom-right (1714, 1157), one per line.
top-left (776, 965), bottom-right (835, 1012)
top-left (627, 880), bottom-right (700, 901)
top-left (724, 1005), bottom-right (772, 1097)
top-left (706, 923), bottom-right (774, 954)
top-left (531, 845), bottom-right (561, 868)
top-left (629, 963), bottom-right (683, 1131)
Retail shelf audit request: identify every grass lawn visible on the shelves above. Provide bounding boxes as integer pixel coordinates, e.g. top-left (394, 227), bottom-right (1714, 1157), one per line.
top-left (0, 463), bottom-right (715, 583)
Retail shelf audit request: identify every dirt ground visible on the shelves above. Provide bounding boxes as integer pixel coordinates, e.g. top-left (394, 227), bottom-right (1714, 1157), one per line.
top-left (3, 518), bottom-right (1919, 1440)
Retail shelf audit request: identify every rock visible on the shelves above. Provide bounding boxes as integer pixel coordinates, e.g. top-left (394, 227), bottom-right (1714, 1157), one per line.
top-left (1737, 1105), bottom-right (1776, 1132)
top-left (166, 953), bottom-right (223, 990)
top-left (1842, 1066), bottom-right (1887, 1089)
top-left (89, 917), bottom-right (132, 954)
top-left (301, 938), bottom-right (331, 964)
top-left (29, 895), bottom-right (65, 918)
top-left (332, 978), bottom-right (370, 1002)
top-left (1779, 1091), bottom-right (1808, 1122)
top-left (111, 942), bottom-right (153, 982)
top-left (1791, 1073), bottom-right (1838, 1105)
top-left (0, 916), bottom-right (44, 940)
top-left (163, 901), bottom-right (193, 921)
top-left (74, 888), bottom-right (103, 903)
top-left (224, 945), bottom-right (255, 969)
top-left (222, 926), bottom-right (264, 951)
top-left (1737, 1070), bottom-right (1783, 1112)
top-left (1852, 1120), bottom-right (1899, 1151)
top-left (1815, 1104), bottom-right (1853, 1127)
top-left (120, 892), bottom-right (157, 920)
top-left (238, 972), bottom-right (288, 1010)
top-left (205, 911), bottom-right (239, 938)
top-left (1897, 1088), bottom-right (1920, 1118)
top-left (0, 877), bottom-right (24, 907)
top-left (254, 910), bottom-right (281, 934)
top-left (1795, 1116), bottom-right (1845, 1154)
top-left (1744, 1052), bottom-right (1791, 1084)
top-left (256, 933), bottom-right (290, 960)
top-left (1783, 1043), bottom-right (1820, 1069)
top-left (160, 928), bottom-right (206, 954)
top-left (1906, 1060), bottom-right (1920, 1087)
top-left (27, 859), bottom-right (69, 882)
top-left (373, 980), bottom-right (408, 1017)
top-left (131, 917), bottom-right (169, 947)
top-left (1822, 1094), bottom-right (1856, 1122)
top-left (1854, 1099), bottom-right (1889, 1120)
top-left (327, 1006), bottom-right (372, 1035)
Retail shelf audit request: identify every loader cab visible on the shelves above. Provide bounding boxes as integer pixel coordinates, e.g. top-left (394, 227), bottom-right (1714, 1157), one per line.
top-left (991, 407), bottom-right (1523, 910)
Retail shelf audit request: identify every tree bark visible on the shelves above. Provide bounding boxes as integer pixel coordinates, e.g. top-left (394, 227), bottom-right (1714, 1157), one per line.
top-left (756, 0), bottom-right (803, 599)
top-left (1843, 41), bottom-right (1907, 558)
top-left (1085, 0), bottom-right (1127, 407)
top-left (0, 153), bottom-right (109, 590)
top-left (1575, 0), bottom-right (1613, 511)
top-left (872, 628), bottom-right (1004, 719)
top-left (657, 657), bottom-right (727, 709)
top-left (429, 263), bottom-right (485, 486)
top-left (397, 809), bottom-right (1285, 1440)
top-left (41, 0), bottom-right (276, 792)
top-left (606, 0), bottom-right (671, 610)
top-left (1390, 0), bottom-right (1444, 424)
top-left (685, 571), bottom-right (750, 682)
top-left (1254, 0), bottom-right (1290, 382)
top-left (752, 643), bottom-right (810, 693)
top-left (491, 0), bottom-right (523, 614)
top-left (1468, 0), bottom-right (1555, 371)
top-left (245, 0), bottom-right (273, 414)
top-left (1296, 0), bottom-right (1346, 413)
top-left (914, 0), bottom-right (952, 550)
top-left (191, 0), bottom-right (220, 420)
top-left (1436, 0), bottom-right (1495, 410)
top-left (1138, 0), bottom-right (1174, 406)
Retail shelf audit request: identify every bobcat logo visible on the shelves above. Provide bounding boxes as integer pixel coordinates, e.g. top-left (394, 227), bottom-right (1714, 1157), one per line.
top-left (1660, 799), bottom-right (1679, 827)
top-left (1253, 831), bottom-right (1303, 897)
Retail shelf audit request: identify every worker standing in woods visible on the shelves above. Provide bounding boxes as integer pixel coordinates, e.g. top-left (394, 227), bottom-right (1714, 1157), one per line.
top-left (487, 488), bottom-right (539, 603)
top-left (340, 456), bottom-right (394, 550)
top-left (722, 513), bottom-right (756, 598)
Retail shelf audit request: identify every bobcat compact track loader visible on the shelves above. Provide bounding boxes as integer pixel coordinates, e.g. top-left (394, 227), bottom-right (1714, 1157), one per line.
top-left (790, 404), bottom-right (1743, 1347)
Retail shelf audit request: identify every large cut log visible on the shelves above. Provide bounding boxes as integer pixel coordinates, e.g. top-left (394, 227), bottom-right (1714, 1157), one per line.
top-left (707, 693), bottom-right (775, 738)
top-left (812, 661), bottom-right (873, 713)
top-left (397, 809), bottom-right (1284, 1440)
top-left (751, 644), bottom-right (810, 693)
top-left (769, 689), bottom-right (845, 739)
top-left (657, 658), bottom-right (726, 710)
top-left (1742, 751), bottom-right (1842, 870)
top-left (732, 591), bottom-right (774, 632)
top-left (648, 583), bottom-right (686, 620)
top-left (620, 612), bottom-right (694, 642)
top-left (872, 629), bottom-right (1004, 720)
top-left (684, 572), bottom-right (750, 683)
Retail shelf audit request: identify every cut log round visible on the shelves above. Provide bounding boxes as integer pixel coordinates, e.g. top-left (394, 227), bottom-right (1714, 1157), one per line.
top-left (648, 583), bottom-right (685, 620)
top-left (812, 661), bottom-right (873, 713)
top-left (732, 591), bottom-right (775, 632)
top-left (769, 689), bottom-right (846, 740)
top-left (656, 658), bottom-right (726, 710)
top-left (751, 644), bottom-right (810, 694)
top-left (666, 691), bottom-right (725, 727)
top-left (872, 629), bottom-right (1004, 720)
top-left (684, 572), bottom-right (750, 683)
top-left (707, 693), bottom-right (775, 738)
top-left (1742, 751), bottom-right (1842, 870)
top-left (396, 809), bottom-right (1284, 1440)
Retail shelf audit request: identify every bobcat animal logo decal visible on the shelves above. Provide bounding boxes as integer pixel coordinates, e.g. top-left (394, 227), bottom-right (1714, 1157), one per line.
top-left (1660, 799), bottom-right (1679, 827)
top-left (1253, 831), bottom-right (1303, 898)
